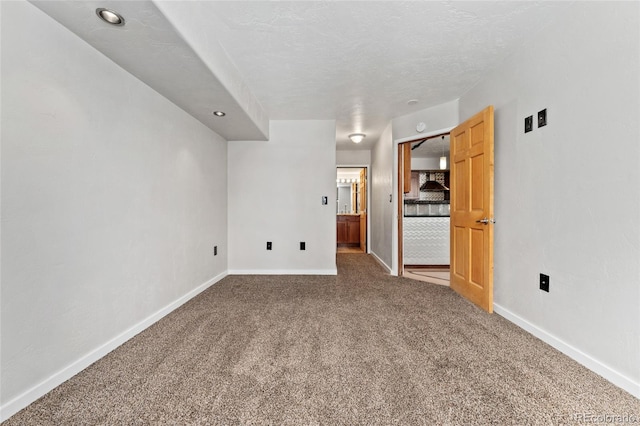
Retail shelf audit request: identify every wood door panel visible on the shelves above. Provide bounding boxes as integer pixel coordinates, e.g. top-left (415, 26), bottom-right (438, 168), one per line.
top-left (452, 130), bottom-right (467, 155)
top-left (452, 225), bottom-right (467, 279)
top-left (453, 160), bottom-right (467, 212)
top-left (470, 228), bottom-right (485, 287)
top-left (471, 121), bottom-right (485, 147)
top-left (471, 154), bottom-right (484, 212)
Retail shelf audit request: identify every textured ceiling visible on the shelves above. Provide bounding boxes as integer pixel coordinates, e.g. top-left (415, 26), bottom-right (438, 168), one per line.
top-left (30, 1), bottom-right (572, 148)
top-left (167, 1), bottom-right (571, 149)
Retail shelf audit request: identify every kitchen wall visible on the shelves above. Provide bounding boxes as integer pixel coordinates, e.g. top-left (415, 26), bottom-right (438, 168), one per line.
top-left (411, 157), bottom-right (445, 171)
top-left (1, 0), bottom-right (229, 417)
top-left (369, 123), bottom-right (394, 271)
top-left (227, 120), bottom-right (337, 274)
top-left (459, 1), bottom-right (640, 396)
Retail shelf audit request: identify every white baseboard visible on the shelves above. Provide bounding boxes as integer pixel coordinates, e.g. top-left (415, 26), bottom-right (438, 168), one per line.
top-left (228, 269), bottom-right (337, 276)
top-left (494, 303), bottom-right (640, 399)
top-left (370, 251), bottom-right (391, 273)
top-left (0, 271), bottom-right (228, 422)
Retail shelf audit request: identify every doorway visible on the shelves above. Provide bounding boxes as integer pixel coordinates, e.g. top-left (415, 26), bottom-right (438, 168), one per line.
top-left (398, 134), bottom-right (451, 286)
top-left (396, 106), bottom-right (495, 313)
top-left (336, 167), bottom-right (367, 254)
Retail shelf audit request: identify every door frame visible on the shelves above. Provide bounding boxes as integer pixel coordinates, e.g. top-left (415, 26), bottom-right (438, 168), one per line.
top-left (336, 165), bottom-right (369, 253)
top-left (393, 128), bottom-right (454, 276)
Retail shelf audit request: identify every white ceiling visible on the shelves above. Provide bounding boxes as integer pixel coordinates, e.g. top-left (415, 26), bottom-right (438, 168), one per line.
top-left (30, 1), bottom-right (572, 149)
top-left (411, 135), bottom-right (450, 159)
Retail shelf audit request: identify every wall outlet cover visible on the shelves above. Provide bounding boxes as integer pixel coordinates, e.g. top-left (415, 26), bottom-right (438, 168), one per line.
top-left (266, 242), bottom-right (272, 250)
top-left (540, 273), bottom-right (550, 292)
top-left (300, 242), bottom-right (306, 250)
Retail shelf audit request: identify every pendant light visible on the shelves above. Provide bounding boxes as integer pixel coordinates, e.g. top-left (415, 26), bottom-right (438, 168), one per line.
top-left (439, 136), bottom-right (447, 170)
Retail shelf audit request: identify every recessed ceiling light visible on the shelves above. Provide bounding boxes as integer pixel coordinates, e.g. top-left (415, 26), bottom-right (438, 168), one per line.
top-left (349, 133), bottom-right (366, 144)
top-left (212, 111), bottom-right (226, 117)
top-left (96, 8), bottom-right (125, 26)
top-left (407, 99), bottom-right (419, 105)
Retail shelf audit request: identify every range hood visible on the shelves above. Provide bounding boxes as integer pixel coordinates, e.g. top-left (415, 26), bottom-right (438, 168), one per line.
top-left (420, 180), bottom-right (449, 191)
top-left (420, 172), bottom-right (449, 191)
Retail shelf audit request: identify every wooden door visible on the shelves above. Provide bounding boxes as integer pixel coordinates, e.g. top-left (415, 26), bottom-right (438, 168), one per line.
top-left (450, 106), bottom-right (494, 313)
top-left (359, 168), bottom-right (367, 251)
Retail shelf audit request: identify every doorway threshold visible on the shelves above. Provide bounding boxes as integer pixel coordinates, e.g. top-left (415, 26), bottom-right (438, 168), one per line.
top-left (404, 268), bottom-right (450, 286)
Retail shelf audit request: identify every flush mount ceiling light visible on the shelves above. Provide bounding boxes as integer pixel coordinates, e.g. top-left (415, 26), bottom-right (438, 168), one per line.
top-left (348, 133), bottom-right (366, 144)
top-left (96, 8), bottom-right (125, 26)
top-left (212, 111), bottom-right (226, 117)
top-left (407, 99), bottom-right (419, 106)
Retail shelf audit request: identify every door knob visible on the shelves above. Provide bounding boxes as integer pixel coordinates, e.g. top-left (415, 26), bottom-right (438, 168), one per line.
top-left (476, 217), bottom-right (495, 224)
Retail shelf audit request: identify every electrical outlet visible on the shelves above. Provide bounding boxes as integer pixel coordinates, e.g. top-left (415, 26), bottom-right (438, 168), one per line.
top-left (214, 246), bottom-right (217, 256)
top-left (540, 273), bottom-right (549, 292)
top-left (322, 196), bottom-right (328, 205)
top-left (300, 242), bottom-right (306, 250)
top-left (538, 108), bottom-right (547, 127)
top-left (266, 241), bottom-right (272, 250)
top-left (524, 115), bottom-right (533, 133)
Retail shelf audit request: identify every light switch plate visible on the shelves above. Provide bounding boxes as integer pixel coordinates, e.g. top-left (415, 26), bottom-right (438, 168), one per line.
top-left (525, 115), bottom-right (533, 133)
top-left (538, 109), bottom-right (547, 127)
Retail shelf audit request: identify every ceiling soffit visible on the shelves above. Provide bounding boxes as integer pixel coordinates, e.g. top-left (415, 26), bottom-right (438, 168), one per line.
top-left (29, 0), bottom-right (269, 141)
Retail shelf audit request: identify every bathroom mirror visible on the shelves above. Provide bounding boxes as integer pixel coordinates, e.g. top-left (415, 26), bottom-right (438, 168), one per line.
top-left (336, 167), bottom-right (364, 214)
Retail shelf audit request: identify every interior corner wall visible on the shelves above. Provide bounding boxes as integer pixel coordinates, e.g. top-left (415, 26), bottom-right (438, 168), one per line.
top-left (370, 122), bottom-right (394, 271)
top-left (459, 2), bottom-right (640, 395)
top-left (227, 120), bottom-right (337, 274)
top-left (1, 1), bottom-right (228, 415)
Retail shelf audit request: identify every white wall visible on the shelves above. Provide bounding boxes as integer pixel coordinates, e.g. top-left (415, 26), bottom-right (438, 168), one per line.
top-left (336, 149), bottom-right (371, 166)
top-left (370, 123), bottom-right (394, 270)
top-left (392, 99), bottom-right (459, 140)
top-left (459, 1), bottom-right (640, 396)
top-left (411, 157), bottom-right (445, 171)
top-left (1, 1), bottom-right (229, 417)
top-left (227, 121), bottom-right (337, 274)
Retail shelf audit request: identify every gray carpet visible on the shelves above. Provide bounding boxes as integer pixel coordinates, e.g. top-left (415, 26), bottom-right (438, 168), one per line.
top-left (5, 254), bottom-right (638, 424)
